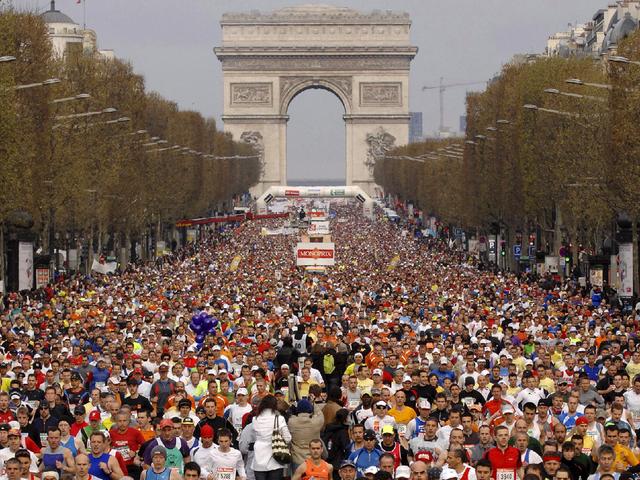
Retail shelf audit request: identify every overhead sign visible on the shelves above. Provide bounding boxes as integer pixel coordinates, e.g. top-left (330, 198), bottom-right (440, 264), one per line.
top-left (295, 242), bottom-right (335, 266)
top-left (330, 188), bottom-right (345, 196)
top-left (308, 221), bottom-right (330, 235)
top-left (284, 189), bottom-right (300, 197)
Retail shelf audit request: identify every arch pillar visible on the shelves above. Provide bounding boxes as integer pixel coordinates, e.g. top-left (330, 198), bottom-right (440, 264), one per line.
top-left (214, 5), bottom-right (417, 196)
top-left (222, 114), bottom-right (289, 192)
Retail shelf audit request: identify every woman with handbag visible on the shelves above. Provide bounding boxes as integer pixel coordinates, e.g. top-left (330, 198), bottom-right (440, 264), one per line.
top-left (251, 395), bottom-right (292, 480)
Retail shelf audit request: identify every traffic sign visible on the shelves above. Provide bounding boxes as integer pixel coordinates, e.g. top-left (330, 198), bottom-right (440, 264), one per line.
top-left (513, 245), bottom-right (522, 257)
top-left (528, 245), bottom-right (535, 257)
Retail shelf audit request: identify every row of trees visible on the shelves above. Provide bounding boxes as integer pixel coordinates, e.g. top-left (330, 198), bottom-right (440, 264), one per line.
top-left (0, 9), bottom-right (259, 268)
top-left (376, 29), bottom-right (640, 266)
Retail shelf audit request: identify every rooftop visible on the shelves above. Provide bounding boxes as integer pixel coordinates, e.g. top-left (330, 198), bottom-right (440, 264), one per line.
top-left (41, 0), bottom-right (76, 25)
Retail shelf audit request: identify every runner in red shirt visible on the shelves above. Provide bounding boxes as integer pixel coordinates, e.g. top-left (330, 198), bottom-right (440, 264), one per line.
top-left (484, 425), bottom-right (523, 480)
top-left (70, 406), bottom-right (88, 437)
top-left (483, 385), bottom-right (514, 420)
top-left (0, 393), bottom-right (15, 424)
top-left (109, 411), bottom-right (145, 478)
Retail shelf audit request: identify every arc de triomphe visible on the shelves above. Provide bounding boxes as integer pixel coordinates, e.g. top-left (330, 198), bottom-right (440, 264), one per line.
top-left (214, 5), bottom-right (417, 195)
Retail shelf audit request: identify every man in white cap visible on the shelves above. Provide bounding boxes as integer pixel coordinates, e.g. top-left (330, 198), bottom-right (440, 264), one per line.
top-left (404, 399), bottom-right (431, 441)
top-left (223, 388), bottom-right (252, 436)
top-left (345, 353), bottom-right (365, 376)
top-left (439, 467), bottom-right (458, 480)
top-left (364, 401), bottom-right (396, 440)
top-left (395, 466), bottom-right (411, 480)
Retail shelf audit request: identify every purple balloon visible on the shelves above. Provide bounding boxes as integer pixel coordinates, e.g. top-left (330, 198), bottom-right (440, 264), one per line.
top-left (195, 333), bottom-right (205, 343)
top-left (190, 322), bottom-right (203, 334)
top-left (211, 318), bottom-right (219, 328)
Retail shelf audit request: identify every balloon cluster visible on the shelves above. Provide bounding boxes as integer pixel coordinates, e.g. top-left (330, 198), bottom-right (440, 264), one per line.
top-left (189, 312), bottom-right (219, 347)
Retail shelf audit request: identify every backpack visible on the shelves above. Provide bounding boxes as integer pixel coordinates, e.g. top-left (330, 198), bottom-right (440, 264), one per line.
top-left (323, 353), bottom-right (335, 375)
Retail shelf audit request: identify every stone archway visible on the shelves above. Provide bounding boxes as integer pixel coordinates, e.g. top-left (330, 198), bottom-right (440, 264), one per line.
top-left (214, 5), bottom-right (418, 195)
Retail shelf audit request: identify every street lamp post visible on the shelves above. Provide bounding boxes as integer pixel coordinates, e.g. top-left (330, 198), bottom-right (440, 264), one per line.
top-left (602, 56), bottom-right (640, 299)
top-left (12, 77), bottom-right (61, 91)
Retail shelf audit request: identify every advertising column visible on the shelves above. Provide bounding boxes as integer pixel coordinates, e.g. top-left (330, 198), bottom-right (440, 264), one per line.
top-left (619, 243), bottom-right (634, 298)
top-left (18, 242), bottom-right (33, 291)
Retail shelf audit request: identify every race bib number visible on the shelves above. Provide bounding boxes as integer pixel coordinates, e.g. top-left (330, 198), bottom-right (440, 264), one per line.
top-left (462, 397), bottom-right (475, 407)
top-left (398, 424), bottom-right (407, 435)
top-left (497, 469), bottom-right (515, 480)
top-left (216, 467), bottom-right (235, 480)
top-left (40, 433), bottom-right (49, 448)
top-left (26, 400), bottom-right (39, 410)
top-left (115, 445), bottom-right (131, 461)
top-left (348, 399), bottom-right (360, 408)
top-left (96, 382), bottom-right (105, 389)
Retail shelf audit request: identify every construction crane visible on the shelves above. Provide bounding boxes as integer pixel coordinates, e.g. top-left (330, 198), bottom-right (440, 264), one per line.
top-left (422, 77), bottom-right (487, 133)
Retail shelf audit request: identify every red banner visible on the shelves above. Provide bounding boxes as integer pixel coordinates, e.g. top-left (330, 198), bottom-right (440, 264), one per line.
top-left (176, 212), bottom-right (288, 227)
top-left (297, 248), bottom-right (334, 259)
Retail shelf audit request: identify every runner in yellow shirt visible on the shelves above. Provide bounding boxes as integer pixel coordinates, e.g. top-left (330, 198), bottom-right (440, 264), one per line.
top-left (388, 391), bottom-right (416, 447)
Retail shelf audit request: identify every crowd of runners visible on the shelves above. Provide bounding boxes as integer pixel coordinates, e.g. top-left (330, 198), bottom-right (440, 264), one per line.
top-left (0, 202), bottom-right (638, 480)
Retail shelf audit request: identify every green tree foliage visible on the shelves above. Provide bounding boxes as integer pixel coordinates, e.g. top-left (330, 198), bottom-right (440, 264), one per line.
top-left (377, 54), bottom-right (618, 252)
top-left (0, 9), bottom-right (259, 252)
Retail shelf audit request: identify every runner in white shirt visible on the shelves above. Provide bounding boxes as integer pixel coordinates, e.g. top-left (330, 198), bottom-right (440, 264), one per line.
top-left (515, 377), bottom-right (545, 407)
top-left (191, 425), bottom-right (219, 479)
top-left (302, 359), bottom-right (325, 387)
top-left (224, 389), bottom-right (253, 436)
top-left (364, 401), bottom-right (396, 440)
top-left (623, 378), bottom-right (640, 430)
top-left (208, 429), bottom-right (246, 480)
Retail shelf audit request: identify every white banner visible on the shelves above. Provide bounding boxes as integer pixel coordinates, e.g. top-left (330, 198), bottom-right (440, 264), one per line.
top-left (91, 259), bottom-right (117, 274)
top-left (468, 239), bottom-right (480, 257)
top-left (619, 243), bottom-right (634, 297)
top-left (68, 249), bottom-right (79, 270)
top-left (295, 242), bottom-right (335, 266)
top-left (18, 242), bottom-right (33, 291)
top-left (261, 227), bottom-right (296, 236)
top-left (308, 221), bottom-right (330, 235)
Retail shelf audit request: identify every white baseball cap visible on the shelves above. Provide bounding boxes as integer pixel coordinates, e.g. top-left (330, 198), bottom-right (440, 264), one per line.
top-left (395, 466), bottom-right (411, 479)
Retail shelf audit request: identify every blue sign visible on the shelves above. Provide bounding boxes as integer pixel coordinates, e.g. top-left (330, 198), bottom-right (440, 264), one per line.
top-left (513, 245), bottom-right (522, 257)
top-left (528, 245), bottom-right (535, 257)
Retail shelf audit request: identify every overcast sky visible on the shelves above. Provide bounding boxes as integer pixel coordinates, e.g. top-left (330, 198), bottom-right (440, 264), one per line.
top-left (20, 0), bottom-right (605, 182)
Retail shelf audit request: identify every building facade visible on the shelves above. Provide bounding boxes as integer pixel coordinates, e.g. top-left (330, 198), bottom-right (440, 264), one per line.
top-left (545, 0), bottom-right (639, 57)
top-left (41, 0), bottom-right (113, 58)
top-left (409, 112), bottom-right (423, 144)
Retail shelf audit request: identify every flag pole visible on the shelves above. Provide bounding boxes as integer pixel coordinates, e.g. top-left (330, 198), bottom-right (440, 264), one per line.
top-left (83, 0), bottom-right (86, 30)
